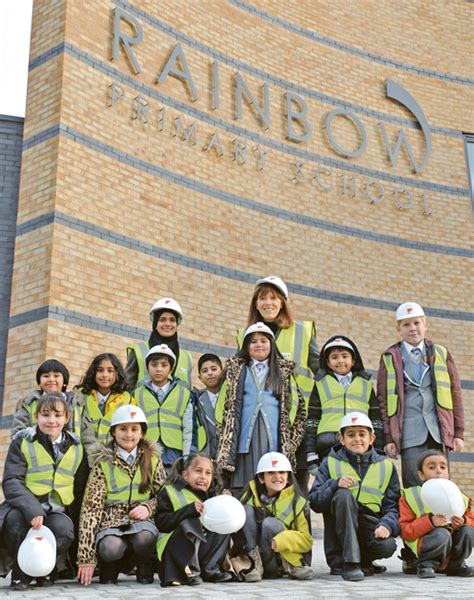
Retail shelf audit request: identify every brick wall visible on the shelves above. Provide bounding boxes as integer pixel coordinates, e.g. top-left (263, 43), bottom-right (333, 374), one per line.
top-left (1, 1), bottom-right (472, 492)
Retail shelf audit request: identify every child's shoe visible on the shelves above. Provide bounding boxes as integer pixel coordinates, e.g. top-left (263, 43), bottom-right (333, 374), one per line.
top-left (342, 563), bottom-right (364, 581)
top-left (136, 562), bottom-right (154, 584)
top-left (288, 564), bottom-right (313, 580)
top-left (446, 565), bottom-right (473, 577)
top-left (10, 580), bottom-right (30, 591)
top-left (417, 565), bottom-right (435, 578)
top-left (242, 548), bottom-right (263, 582)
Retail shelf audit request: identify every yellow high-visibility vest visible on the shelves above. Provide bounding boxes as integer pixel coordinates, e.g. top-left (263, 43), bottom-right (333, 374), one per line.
top-left (317, 376), bottom-right (371, 434)
top-left (245, 480), bottom-right (306, 528)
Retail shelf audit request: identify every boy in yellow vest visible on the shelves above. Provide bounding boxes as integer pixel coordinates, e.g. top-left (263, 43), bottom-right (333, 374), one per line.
top-left (400, 449), bottom-right (473, 578)
top-left (133, 344), bottom-right (193, 471)
top-left (377, 302), bottom-right (464, 488)
top-left (309, 412), bottom-right (400, 581)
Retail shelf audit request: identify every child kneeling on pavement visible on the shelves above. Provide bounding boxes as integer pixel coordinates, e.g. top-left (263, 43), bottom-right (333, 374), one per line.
top-left (400, 449), bottom-right (473, 578)
top-left (232, 451), bottom-right (313, 582)
top-left (309, 412), bottom-right (400, 581)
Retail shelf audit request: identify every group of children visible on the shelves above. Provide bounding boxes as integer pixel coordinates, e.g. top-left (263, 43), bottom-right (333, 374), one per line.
top-left (0, 281), bottom-right (471, 588)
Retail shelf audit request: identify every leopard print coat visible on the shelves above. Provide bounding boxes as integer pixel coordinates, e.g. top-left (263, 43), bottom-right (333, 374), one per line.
top-left (215, 356), bottom-right (306, 474)
top-left (77, 439), bottom-right (165, 566)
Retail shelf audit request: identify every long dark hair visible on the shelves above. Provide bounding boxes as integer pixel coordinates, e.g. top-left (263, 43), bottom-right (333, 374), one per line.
top-left (240, 469), bottom-right (304, 529)
top-left (78, 353), bottom-right (128, 394)
top-left (166, 453), bottom-right (223, 495)
top-left (236, 331), bottom-right (283, 396)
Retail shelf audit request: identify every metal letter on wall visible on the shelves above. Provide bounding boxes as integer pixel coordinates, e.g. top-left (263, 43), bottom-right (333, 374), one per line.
top-left (284, 92), bottom-right (312, 143)
top-left (112, 8), bottom-right (143, 74)
top-left (380, 79), bottom-right (432, 174)
top-left (156, 43), bottom-right (199, 102)
top-left (324, 109), bottom-right (367, 158)
top-left (235, 73), bottom-right (270, 129)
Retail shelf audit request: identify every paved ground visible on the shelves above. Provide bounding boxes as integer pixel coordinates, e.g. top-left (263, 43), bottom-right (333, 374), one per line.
top-left (2, 525), bottom-right (472, 599)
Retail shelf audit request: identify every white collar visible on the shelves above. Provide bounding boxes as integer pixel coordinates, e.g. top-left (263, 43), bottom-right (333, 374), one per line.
top-left (402, 340), bottom-right (425, 355)
top-left (118, 446), bottom-right (138, 463)
top-left (52, 433), bottom-right (63, 445)
top-left (251, 359), bottom-right (269, 368)
top-left (151, 380), bottom-right (171, 395)
top-left (334, 371), bottom-right (352, 383)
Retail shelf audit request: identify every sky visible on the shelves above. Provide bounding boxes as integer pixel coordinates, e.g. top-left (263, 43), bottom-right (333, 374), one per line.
top-left (0, 1), bottom-right (33, 117)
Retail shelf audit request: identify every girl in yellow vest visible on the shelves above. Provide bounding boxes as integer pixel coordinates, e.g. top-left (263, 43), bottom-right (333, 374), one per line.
top-left (216, 323), bottom-right (306, 494)
top-left (236, 275), bottom-right (319, 489)
top-left (77, 405), bottom-right (165, 586)
top-left (75, 353), bottom-right (133, 465)
top-left (125, 297), bottom-right (193, 391)
top-left (155, 453), bottom-right (233, 586)
top-left (11, 359), bottom-right (86, 442)
top-left (0, 393), bottom-right (88, 591)
top-left (233, 451), bottom-right (313, 582)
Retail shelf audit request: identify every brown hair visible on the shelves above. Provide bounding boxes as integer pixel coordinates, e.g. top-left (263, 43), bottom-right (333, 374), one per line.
top-left (35, 393), bottom-right (70, 422)
top-left (247, 283), bottom-right (293, 329)
top-left (137, 437), bottom-right (155, 494)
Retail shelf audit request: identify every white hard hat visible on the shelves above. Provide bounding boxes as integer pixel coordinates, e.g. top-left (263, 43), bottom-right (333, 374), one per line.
top-left (396, 302), bottom-right (425, 321)
top-left (255, 276), bottom-right (289, 300)
top-left (146, 344), bottom-right (176, 367)
top-left (18, 527), bottom-right (56, 577)
top-left (421, 479), bottom-right (465, 520)
top-left (256, 451), bottom-right (293, 473)
top-left (111, 404), bottom-right (147, 427)
top-left (243, 322), bottom-right (274, 340)
top-left (339, 412), bottom-right (374, 433)
top-left (324, 337), bottom-right (355, 354)
top-left (200, 495), bottom-right (246, 534)
top-left (149, 297), bottom-right (183, 324)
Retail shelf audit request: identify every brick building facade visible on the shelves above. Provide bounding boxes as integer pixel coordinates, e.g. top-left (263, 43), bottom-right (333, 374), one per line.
top-left (1, 1), bottom-right (473, 490)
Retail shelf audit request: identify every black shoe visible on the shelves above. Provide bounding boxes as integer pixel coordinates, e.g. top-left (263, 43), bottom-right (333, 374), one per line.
top-left (446, 565), bottom-right (474, 577)
top-left (330, 564), bottom-right (343, 576)
top-left (361, 561), bottom-right (387, 576)
top-left (417, 566), bottom-right (435, 579)
top-left (10, 580), bottom-right (30, 591)
top-left (186, 575), bottom-right (203, 585)
top-left (99, 563), bottom-right (119, 584)
top-left (36, 576), bottom-right (54, 587)
top-left (136, 563), bottom-right (154, 584)
top-left (342, 563), bottom-right (364, 582)
top-left (402, 560), bottom-right (418, 574)
top-left (204, 571), bottom-right (234, 583)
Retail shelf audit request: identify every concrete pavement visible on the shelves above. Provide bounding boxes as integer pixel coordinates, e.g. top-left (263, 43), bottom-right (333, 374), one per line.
top-left (2, 528), bottom-right (472, 599)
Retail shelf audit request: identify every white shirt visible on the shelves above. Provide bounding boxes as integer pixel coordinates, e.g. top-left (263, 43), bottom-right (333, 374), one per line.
top-left (151, 380), bottom-right (171, 399)
top-left (207, 391), bottom-right (219, 408)
top-left (251, 359), bottom-right (269, 386)
top-left (118, 446), bottom-right (138, 464)
top-left (402, 340), bottom-right (425, 356)
top-left (334, 372), bottom-right (353, 385)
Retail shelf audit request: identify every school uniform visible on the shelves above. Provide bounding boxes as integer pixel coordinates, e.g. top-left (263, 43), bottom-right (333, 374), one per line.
top-left (78, 388), bottom-right (134, 466)
top-left (155, 481), bottom-right (231, 586)
top-left (191, 387), bottom-right (219, 458)
top-left (77, 440), bottom-right (165, 581)
top-left (0, 426), bottom-right (88, 584)
top-left (309, 445), bottom-right (400, 572)
top-left (377, 339), bottom-right (464, 487)
top-left (400, 485), bottom-right (474, 574)
top-left (237, 481), bottom-right (312, 578)
top-left (133, 377), bottom-right (193, 469)
top-left (215, 356), bottom-right (306, 494)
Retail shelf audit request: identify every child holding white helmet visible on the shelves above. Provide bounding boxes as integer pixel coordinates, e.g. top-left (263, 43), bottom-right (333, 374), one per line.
top-left (1, 393), bottom-right (89, 590)
top-left (215, 323), bottom-right (306, 493)
top-left (125, 297), bottom-right (193, 391)
top-left (233, 451), bottom-right (313, 582)
top-left (77, 405), bottom-right (165, 586)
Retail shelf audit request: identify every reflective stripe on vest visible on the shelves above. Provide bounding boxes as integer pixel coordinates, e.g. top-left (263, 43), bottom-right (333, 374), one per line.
top-left (22, 438), bottom-right (83, 506)
top-left (327, 456), bottom-right (393, 512)
top-left (246, 480), bottom-right (306, 528)
top-left (401, 485), bottom-right (469, 556)
top-left (101, 456), bottom-right (158, 505)
top-left (237, 321), bottom-right (314, 412)
top-left (156, 484), bottom-right (201, 559)
top-left (128, 342), bottom-right (193, 389)
top-left (317, 376), bottom-right (371, 434)
top-left (26, 399), bottom-right (82, 437)
top-left (134, 382), bottom-right (190, 449)
top-left (83, 392), bottom-right (132, 444)
top-left (383, 345), bottom-right (453, 417)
